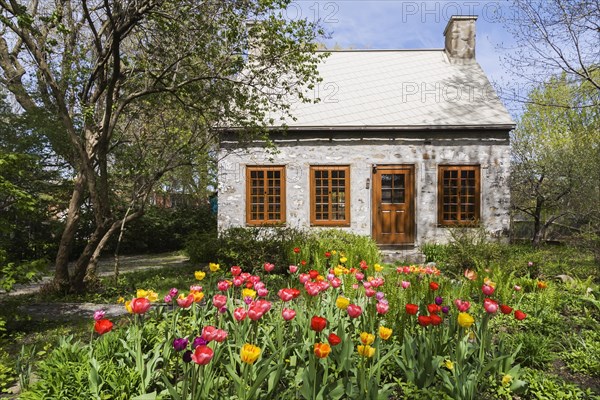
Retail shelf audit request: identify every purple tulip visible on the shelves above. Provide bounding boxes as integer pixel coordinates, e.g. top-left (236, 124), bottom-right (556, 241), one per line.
top-left (192, 337), bottom-right (207, 348)
top-left (173, 338), bottom-right (189, 351)
top-left (441, 306), bottom-right (450, 314)
top-left (435, 296), bottom-right (443, 305)
top-left (93, 310), bottom-right (106, 321)
top-left (183, 350), bottom-right (193, 363)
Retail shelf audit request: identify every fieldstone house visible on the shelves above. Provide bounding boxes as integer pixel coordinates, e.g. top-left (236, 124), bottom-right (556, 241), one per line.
top-left (217, 16), bottom-right (514, 247)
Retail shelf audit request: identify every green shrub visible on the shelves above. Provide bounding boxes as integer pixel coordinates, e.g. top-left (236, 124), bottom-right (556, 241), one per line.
top-left (213, 226), bottom-right (310, 273)
top-left (185, 232), bottom-right (219, 263)
top-left (304, 229), bottom-right (381, 270)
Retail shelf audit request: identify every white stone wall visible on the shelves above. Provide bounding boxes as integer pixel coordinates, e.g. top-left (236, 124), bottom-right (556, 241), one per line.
top-left (218, 137), bottom-right (510, 245)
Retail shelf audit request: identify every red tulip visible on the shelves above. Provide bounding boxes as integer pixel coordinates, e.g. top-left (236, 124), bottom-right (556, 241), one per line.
top-left (500, 304), bottom-right (513, 315)
top-left (177, 294), bottom-right (194, 309)
top-left (405, 303), bottom-right (419, 315)
top-left (454, 299), bottom-right (471, 312)
top-left (309, 270), bottom-right (319, 280)
top-left (430, 314), bottom-right (443, 326)
top-left (328, 333), bottom-right (341, 346)
top-left (429, 282), bottom-right (439, 291)
top-left (231, 266), bottom-right (242, 276)
top-left (310, 316), bottom-right (327, 332)
top-left (130, 297), bottom-right (151, 314)
top-left (418, 315), bottom-right (432, 327)
top-left (191, 345), bottom-right (214, 365)
top-left (515, 310), bottom-right (527, 320)
top-left (94, 319), bottom-right (113, 335)
top-left (293, 247), bottom-right (301, 254)
top-left (346, 304), bottom-right (363, 318)
top-left (427, 304), bottom-right (440, 314)
top-left (324, 251), bottom-right (331, 258)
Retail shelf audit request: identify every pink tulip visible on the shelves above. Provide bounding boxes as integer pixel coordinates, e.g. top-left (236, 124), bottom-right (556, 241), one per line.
top-left (376, 301), bottom-right (389, 314)
top-left (347, 304), bottom-right (363, 318)
top-left (482, 284), bottom-right (495, 296)
top-left (213, 329), bottom-right (228, 343)
top-left (282, 308), bottom-right (296, 321)
top-left (130, 298), bottom-right (151, 314)
top-left (201, 326), bottom-right (218, 342)
top-left (177, 294), bottom-right (194, 308)
top-left (289, 265), bottom-right (298, 273)
top-left (514, 285), bottom-right (522, 291)
top-left (212, 294), bottom-right (227, 309)
top-left (331, 277), bottom-right (341, 288)
top-left (233, 307), bottom-right (247, 321)
top-left (365, 288), bottom-right (376, 297)
top-left (371, 277), bottom-right (384, 287)
top-left (93, 310), bottom-right (106, 321)
top-left (233, 277), bottom-right (244, 287)
top-left (454, 299), bottom-right (471, 312)
top-left (401, 281), bottom-right (411, 289)
top-left (191, 345), bottom-right (214, 365)
top-left (484, 298), bottom-right (498, 314)
top-left (264, 263), bottom-right (275, 272)
top-left (257, 287), bottom-right (268, 297)
top-left (217, 280), bottom-right (231, 291)
top-left (304, 281), bottom-right (321, 296)
top-left (299, 274), bottom-right (310, 284)
top-left (355, 272), bottom-right (364, 281)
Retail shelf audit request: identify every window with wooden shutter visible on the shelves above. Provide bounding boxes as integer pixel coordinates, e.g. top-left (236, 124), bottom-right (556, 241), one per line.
top-left (438, 165), bottom-right (480, 226)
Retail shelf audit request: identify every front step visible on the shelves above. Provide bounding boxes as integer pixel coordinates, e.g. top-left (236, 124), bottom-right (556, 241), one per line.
top-left (380, 247), bottom-right (425, 264)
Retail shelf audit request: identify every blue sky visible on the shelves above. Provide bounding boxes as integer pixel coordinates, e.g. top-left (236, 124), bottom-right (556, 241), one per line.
top-left (286, 1), bottom-right (522, 115)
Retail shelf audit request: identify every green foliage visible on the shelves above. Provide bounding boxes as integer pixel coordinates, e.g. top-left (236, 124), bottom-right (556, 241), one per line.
top-left (0, 349), bottom-right (16, 394)
top-left (520, 368), bottom-right (598, 400)
top-left (189, 227), bottom-right (382, 274)
top-left (561, 330), bottom-right (600, 377)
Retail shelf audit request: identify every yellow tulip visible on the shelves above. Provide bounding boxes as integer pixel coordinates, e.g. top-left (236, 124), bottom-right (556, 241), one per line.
top-left (194, 271), bottom-right (206, 281)
top-left (443, 359), bottom-right (454, 370)
top-left (458, 312), bottom-right (475, 328)
top-left (242, 288), bottom-right (256, 299)
top-left (360, 332), bottom-right (375, 345)
top-left (502, 374), bottom-right (513, 386)
top-left (136, 289), bottom-right (148, 298)
top-left (357, 345), bottom-right (375, 358)
top-left (339, 256), bottom-right (347, 264)
top-left (379, 326), bottom-right (392, 340)
top-left (191, 291), bottom-right (204, 302)
top-left (374, 264), bottom-right (383, 272)
top-left (125, 300), bottom-right (133, 313)
top-left (333, 266), bottom-right (344, 276)
top-left (209, 263), bottom-right (220, 272)
top-left (335, 296), bottom-right (350, 310)
top-left (146, 290), bottom-right (158, 302)
top-left (240, 344), bottom-right (261, 364)
top-left (117, 296), bottom-right (125, 304)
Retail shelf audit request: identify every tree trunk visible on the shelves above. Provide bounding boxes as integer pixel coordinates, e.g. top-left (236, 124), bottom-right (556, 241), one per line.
top-left (84, 209), bottom-right (144, 283)
top-left (70, 224), bottom-right (109, 292)
top-left (52, 173), bottom-right (86, 292)
top-left (532, 196), bottom-right (545, 248)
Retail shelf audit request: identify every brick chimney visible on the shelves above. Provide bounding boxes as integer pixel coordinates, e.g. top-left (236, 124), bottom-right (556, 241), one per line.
top-left (443, 16), bottom-right (477, 64)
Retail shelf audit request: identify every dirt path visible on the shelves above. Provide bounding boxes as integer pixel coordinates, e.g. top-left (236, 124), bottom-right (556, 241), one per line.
top-left (1, 253), bottom-right (190, 320)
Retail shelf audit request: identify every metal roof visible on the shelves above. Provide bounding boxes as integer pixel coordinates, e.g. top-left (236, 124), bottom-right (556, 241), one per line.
top-left (275, 49), bottom-right (514, 130)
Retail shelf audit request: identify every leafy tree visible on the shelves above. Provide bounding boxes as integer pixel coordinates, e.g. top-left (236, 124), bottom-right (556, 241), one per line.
top-left (0, 0), bottom-right (325, 292)
top-left (502, 0), bottom-right (600, 106)
top-left (0, 92), bottom-right (66, 290)
top-left (511, 74), bottom-right (600, 246)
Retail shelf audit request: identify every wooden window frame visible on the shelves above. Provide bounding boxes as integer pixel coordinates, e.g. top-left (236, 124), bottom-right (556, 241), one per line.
top-left (246, 165), bottom-right (286, 225)
top-left (438, 165), bottom-right (481, 226)
top-left (310, 165), bottom-right (351, 226)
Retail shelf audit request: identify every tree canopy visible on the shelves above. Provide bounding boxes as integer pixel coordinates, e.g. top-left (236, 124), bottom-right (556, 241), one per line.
top-left (0, 0), bottom-right (326, 292)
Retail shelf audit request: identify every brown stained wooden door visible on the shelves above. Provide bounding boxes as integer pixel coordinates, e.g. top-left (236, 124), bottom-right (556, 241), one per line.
top-left (372, 166), bottom-right (415, 244)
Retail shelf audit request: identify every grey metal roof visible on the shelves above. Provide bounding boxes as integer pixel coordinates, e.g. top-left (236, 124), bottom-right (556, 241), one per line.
top-left (276, 49), bottom-right (514, 130)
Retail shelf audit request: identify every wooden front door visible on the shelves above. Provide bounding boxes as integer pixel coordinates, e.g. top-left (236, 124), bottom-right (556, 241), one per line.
top-left (372, 165), bottom-right (415, 244)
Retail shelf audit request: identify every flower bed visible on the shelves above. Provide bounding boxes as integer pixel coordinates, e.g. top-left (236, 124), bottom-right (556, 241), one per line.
top-left (22, 252), bottom-right (537, 399)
